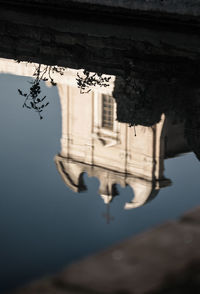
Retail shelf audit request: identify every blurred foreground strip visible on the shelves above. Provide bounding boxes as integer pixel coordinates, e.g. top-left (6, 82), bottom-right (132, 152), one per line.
top-left (11, 206), bottom-right (200, 294)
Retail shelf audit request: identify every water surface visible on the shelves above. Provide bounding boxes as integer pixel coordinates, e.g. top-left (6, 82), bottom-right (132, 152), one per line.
top-left (0, 63), bottom-right (200, 293)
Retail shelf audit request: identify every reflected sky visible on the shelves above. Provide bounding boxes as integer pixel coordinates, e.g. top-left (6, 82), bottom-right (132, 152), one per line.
top-left (0, 70), bottom-right (200, 293)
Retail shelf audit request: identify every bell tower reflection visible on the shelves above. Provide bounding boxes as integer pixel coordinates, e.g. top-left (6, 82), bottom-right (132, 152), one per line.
top-left (54, 71), bottom-right (189, 210)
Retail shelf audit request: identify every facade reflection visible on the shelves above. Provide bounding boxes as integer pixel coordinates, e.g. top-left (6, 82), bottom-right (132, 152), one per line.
top-left (0, 59), bottom-right (190, 211)
top-left (54, 71), bottom-right (189, 210)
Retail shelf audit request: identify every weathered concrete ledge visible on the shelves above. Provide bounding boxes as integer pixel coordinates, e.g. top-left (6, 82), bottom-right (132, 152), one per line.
top-left (11, 206), bottom-right (200, 294)
top-left (1, 0), bottom-right (200, 26)
top-left (1, 2), bottom-right (200, 77)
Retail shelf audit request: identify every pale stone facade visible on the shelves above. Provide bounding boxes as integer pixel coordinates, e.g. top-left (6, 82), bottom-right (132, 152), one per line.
top-left (54, 82), bottom-right (189, 209)
top-left (0, 58), bottom-right (190, 209)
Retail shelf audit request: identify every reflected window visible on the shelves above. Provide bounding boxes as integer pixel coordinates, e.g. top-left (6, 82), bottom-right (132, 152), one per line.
top-left (102, 95), bottom-right (114, 130)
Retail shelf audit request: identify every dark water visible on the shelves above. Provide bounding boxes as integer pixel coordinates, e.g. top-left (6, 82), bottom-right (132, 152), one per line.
top-left (0, 64), bottom-right (200, 293)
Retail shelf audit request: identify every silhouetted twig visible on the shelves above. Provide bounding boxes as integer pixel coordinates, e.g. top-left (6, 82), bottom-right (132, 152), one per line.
top-left (76, 70), bottom-right (111, 94)
top-left (18, 64), bottom-right (65, 119)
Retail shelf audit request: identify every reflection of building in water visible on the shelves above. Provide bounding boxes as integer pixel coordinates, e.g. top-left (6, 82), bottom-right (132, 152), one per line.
top-left (54, 76), bottom-right (189, 210)
top-left (0, 58), bottom-right (190, 210)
